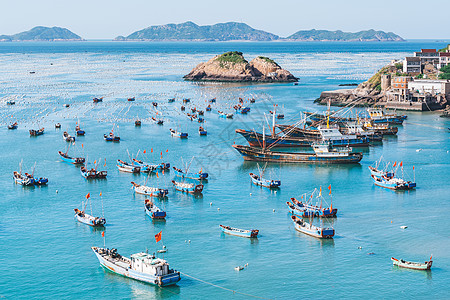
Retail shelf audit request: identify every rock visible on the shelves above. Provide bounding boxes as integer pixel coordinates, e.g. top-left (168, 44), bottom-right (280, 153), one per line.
top-left (183, 51), bottom-right (298, 83)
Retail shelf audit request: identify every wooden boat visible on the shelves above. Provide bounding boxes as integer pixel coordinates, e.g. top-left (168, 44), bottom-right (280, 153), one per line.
top-left (168, 98), bottom-right (175, 103)
top-left (8, 122), bottom-right (18, 130)
top-left (128, 97), bottom-right (135, 102)
top-left (131, 182), bottom-right (169, 198)
top-left (93, 97), bottom-right (103, 103)
top-left (183, 98), bottom-right (191, 103)
top-left (24, 172), bottom-right (48, 185)
top-left (199, 126), bottom-right (207, 136)
top-left (391, 257), bottom-right (432, 270)
top-left (369, 160), bottom-right (416, 190)
top-left (74, 208), bottom-right (106, 227)
top-left (288, 190), bottom-right (337, 217)
top-left (291, 215), bottom-right (334, 239)
top-left (132, 158), bottom-right (169, 171)
top-left (131, 159), bottom-right (157, 173)
top-left (219, 225), bottom-right (259, 238)
top-left (135, 120), bottom-right (141, 126)
top-left (367, 108), bottom-right (407, 124)
top-left (173, 166), bottom-right (208, 180)
top-left (75, 125), bottom-right (85, 136)
top-left (58, 150), bottom-right (85, 165)
top-left (218, 111), bottom-right (233, 119)
top-left (249, 172), bottom-right (280, 188)
top-left (152, 117), bottom-right (164, 125)
top-left (81, 166), bottom-right (107, 179)
top-left (206, 105), bottom-right (212, 112)
top-left (144, 199), bottom-right (166, 219)
top-left (55, 123), bottom-right (61, 129)
top-left (117, 159), bottom-right (140, 173)
top-left (63, 131), bottom-right (76, 142)
top-left (6, 100), bottom-right (15, 105)
top-left (91, 247), bottom-right (181, 286)
top-left (181, 106), bottom-right (185, 111)
top-left (29, 128), bottom-right (44, 136)
top-left (13, 171), bottom-right (34, 186)
top-left (170, 128), bottom-right (188, 138)
top-left (233, 144), bottom-right (363, 164)
top-left (171, 180), bottom-right (203, 194)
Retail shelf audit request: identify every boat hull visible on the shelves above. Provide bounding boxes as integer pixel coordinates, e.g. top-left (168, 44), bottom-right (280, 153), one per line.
top-left (391, 257), bottom-right (432, 270)
top-left (220, 225), bottom-right (258, 238)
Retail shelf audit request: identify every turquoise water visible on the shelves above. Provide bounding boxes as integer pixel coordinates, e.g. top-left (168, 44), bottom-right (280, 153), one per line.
top-left (0, 41), bottom-right (449, 299)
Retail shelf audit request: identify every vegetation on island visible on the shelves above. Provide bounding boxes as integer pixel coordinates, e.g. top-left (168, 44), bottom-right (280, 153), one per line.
top-left (257, 56), bottom-right (279, 66)
top-left (438, 44), bottom-right (450, 53)
top-left (0, 26), bottom-right (82, 41)
top-left (286, 29), bottom-right (404, 41)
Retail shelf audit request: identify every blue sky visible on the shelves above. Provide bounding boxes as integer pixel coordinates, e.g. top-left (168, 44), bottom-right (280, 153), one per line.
top-left (2, 0), bottom-right (449, 39)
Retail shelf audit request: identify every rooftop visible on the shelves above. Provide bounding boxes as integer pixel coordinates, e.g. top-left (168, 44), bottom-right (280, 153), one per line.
top-left (421, 49), bottom-right (437, 53)
top-left (405, 57), bottom-right (420, 61)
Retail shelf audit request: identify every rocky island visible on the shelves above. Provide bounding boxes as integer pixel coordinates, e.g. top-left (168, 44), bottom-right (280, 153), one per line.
top-left (286, 29), bottom-right (404, 42)
top-left (184, 51), bottom-right (298, 83)
top-left (0, 26), bottom-right (83, 41)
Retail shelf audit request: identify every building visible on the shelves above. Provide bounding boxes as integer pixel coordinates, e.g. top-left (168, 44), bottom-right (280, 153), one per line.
top-left (438, 52), bottom-right (450, 69)
top-left (403, 57), bottom-right (421, 74)
top-left (414, 49), bottom-right (440, 65)
top-left (408, 79), bottom-right (450, 95)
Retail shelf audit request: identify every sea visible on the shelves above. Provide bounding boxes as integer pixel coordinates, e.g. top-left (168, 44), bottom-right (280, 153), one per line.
top-left (0, 40), bottom-right (449, 299)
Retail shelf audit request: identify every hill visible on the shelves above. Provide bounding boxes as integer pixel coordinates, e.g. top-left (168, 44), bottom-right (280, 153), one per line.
top-left (115, 22), bottom-right (279, 41)
top-left (0, 26), bottom-right (83, 41)
top-left (286, 29), bottom-right (404, 41)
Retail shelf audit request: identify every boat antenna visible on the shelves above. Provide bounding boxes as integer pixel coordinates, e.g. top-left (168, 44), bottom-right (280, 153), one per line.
top-left (127, 149), bottom-right (132, 163)
top-left (32, 162), bottom-right (36, 178)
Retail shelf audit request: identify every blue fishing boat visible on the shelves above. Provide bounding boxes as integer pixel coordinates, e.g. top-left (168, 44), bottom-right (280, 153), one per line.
top-left (128, 97), bottom-right (135, 102)
top-left (209, 98), bottom-right (216, 103)
top-left (219, 225), bottom-right (259, 238)
top-left (369, 159), bottom-right (416, 190)
top-left (198, 126), bottom-right (207, 136)
top-left (218, 111), bottom-right (233, 119)
top-left (152, 117), bottom-right (164, 125)
top-left (144, 199), bottom-right (166, 219)
top-left (367, 108), bottom-right (407, 124)
top-left (173, 166), bottom-right (208, 180)
top-left (13, 171), bottom-right (34, 186)
top-left (24, 163), bottom-right (48, 186)
top-left (183, 98), bottom-right (191, 103)
top-left (170, 128), bottom-right (188, 138)
top-left (131, 159), bottom-right (157, 173)
top-left (8, 122), bottom-right (18, 130)
top-left (63, 131), bottom-right (75, 142)
top-left (135, 119), bottom-right (141, 126)
top-left (249, 172), bottom-right (281, 188)
top-left (198, 117), bottom-right (204, 123)
top-left (104, 124), bottom-right (120, 142)
top-left (234, 105), bottom-right (250, 114)
top-left (171, 180), bottom-right (203, 194)
top-left (93, 97), bottom-right (103, 103)
top-left (168, 98), bottom-right (175, 103)
top-left (81, 165), bottom-right (107, 179)
top-left (206, 105), bottom-right (212, 112)
top-left (287, 186), bottom-right (337, 218)
top-left (58, 150), bottom-right (85, 165)
top-left (6, 100), bottom-right (15, 105)
top-left (29, 128), bottom-right (44, 136)
top-left (75, 125), bottom-right (85, 136)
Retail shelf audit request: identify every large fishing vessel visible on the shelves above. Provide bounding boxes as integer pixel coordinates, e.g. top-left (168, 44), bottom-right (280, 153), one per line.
top-left (131, 181), bottom-right (169, 198)
top-left (291, 215), bottom-right (334, 239)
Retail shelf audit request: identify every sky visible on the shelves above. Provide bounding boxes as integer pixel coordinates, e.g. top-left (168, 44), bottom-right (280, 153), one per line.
top-left (1, 0), bottom-right (449, 40)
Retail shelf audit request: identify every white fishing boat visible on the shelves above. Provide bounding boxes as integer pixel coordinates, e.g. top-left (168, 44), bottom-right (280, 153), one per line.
top-left (63, 131), bottom-right (75, 142)
top-left (13, 171), bottom-right (33, 186)
top-left (291, 215), bottom-right (334, 239)
top-left (391, 256), bottom-right (432, 270)
top-left (131, 181), bottom-right (168, 198)
top-left (219, 225), bottom-right (259, 238)
top-left (171, 180), bottom-right (203, 194)
top-left (74, 209), bottom-right (106, 227)
top-left (117, 159), bottom-right (140, 173)
top-left (91, 247), bottom-right (181, 286)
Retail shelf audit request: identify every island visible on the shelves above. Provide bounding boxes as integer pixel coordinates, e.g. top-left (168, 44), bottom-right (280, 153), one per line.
top-left (0, 26), bottom-right (83, 42)
top-left (183, 51), bottom-right (298, 83)
top-left (286, 29), bottom-right (404, 42)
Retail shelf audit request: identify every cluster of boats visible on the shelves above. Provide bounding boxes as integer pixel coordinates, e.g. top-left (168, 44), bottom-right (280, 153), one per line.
top-left (369, 158), bottom-right (416, 190)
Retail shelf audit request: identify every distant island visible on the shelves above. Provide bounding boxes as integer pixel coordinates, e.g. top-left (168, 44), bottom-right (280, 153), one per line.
top-left (183, 51), bottom-right (298, 82)
top-left (115, 22), bottom-right (404, 42)
top-left (0, 26), bottom-right (83, 41)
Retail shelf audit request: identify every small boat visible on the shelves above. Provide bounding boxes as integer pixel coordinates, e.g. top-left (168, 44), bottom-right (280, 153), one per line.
top-left (7, 122), bottom-right (18, 130)
top-left (152, 117), bottom-right (164, 125)
top-left (288, 186), bottom-right (337, 217)
top-left (29, 128), bottom-right (44, 136)
top-left (170, 128), bottom-right (188, 138)
top-left (74, 208), bottom-right (106, 227)
top-left (172, 180), bottom-right (203, 194)
top-left (104, 124), bottom-right (120, 142)
top-left (131, 182), bottom-right (169, 198)
top-left (117, 159), bottom-right (140, 173)
top-left (64, 104), bottom-right (70, 108)
top-left (91, 247), bottom-right (181, 286)
top-left (128, 97), bottom-right (135, 102)
top-left (181, 106), bottom-right (185, 111)
top-left (249, 172), bottom-right (281, 188)
top-left (369, 160), bottom-right (416, 190)
top-left (55, 123), bottom-right (61, 129)
top-left (198, 110), bottom-right (204, 116)
top-left (131, 159), bottom-right (157, 173)
top-left (144, 199), bottom-right (166, 219)
top-left (25, 172), bottom-right (48, 186)
top-left (135, 120), bottom-right (141, 126)
top-left (219, 225), bottom-right (259, 238)
top-left (209, 98), bottom-right (216, 103)
top-left (198, 117), bottom-right (204, 123)
top-left (132, 158), bottom-right (169, 171)
top-left (168, 98), bottom-right (175, 103)
top-left (93, 97), bottom-right (103, 103)
top-left (81, 166), bottom-right (107, 179)
top-left (199, 126), bottom-right (207, 136)
top-left (173, 166), bottom-right (208, 180)
top-left (13, 171), bottom-right (34, 186)
top-left (75, 125), bottom-right (85, 136)
top-left (391, 256), bottom-right (432, 270)
top-left (206, 105), bottom-right (212, 112)
top-left (291, 215), bottom-right (334, 239)
top-left (58, 150), bottom-right (85, 165)
top-left (277, 114), bottom-right (284, 119)
top-left (218, 111), bottom-right (233, 119)
top-left (367, 108), bottom-right (407, 125)
top-left (152, 102), bottom-right (158, 107)
top-left (234, 106), bottom-right (250, 114)
top-left (191, 107), bottom-right (197, 113)
top-left (250, 98), bottom-right (256, 103)
top-left (183, 98), bottom-right (191, 103)
top-left (6, 100), bottom-right (15, 105)
top-left (63, 131), bottom-right (76, 142)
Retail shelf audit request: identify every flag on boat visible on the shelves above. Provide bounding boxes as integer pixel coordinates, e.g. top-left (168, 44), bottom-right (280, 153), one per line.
top-left (102, 231), bottom-right (105, 237)
top-left (151, 148), bottom-right (153, 153)
top-left (82, 143), bottom-right (83, 148)
top-left (86, 193), bottom-right (90, 199)
top-left (166, 149), bottom-right (168, 152)
top-left (155, 231), bottom-right (162, 243)
top-left (328, 185), bottom-right (332, 195)
top-left (99, 192), bottom-right (102, 196)
top-left (413, 165), bottom-right (415, 170)
top-left (400, 161), bottom-right (403, 167)
top-left (393, 161), bottom-right (397, 167)
top-left (144, 150), bottom-right (146, 154)
top-left (156, 172), bottom-right (159, 178)
top-left (319, 186), bottom-right (322, 197)
top-left (104, 158), bottom-right (106, 167)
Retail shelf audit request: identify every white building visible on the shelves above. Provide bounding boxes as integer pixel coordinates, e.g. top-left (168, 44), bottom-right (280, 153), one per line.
top-left (408, 79), bottom-right (450, 95)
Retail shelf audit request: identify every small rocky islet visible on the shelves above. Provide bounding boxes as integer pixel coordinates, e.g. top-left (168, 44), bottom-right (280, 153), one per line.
top-left (183, 51), bottom-right (298, 83)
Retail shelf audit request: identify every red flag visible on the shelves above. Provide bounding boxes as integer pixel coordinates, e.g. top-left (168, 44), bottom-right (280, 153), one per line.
top-left (81, 143), bottom-right (84, 148)
top-left (156, 172), bottom-right (159, 178)
top-left (166, 149), bottom-right (168, 153)
top-left (155, 231), bottom-right (162, 243)
top-left (104, 158), bottom-right (106, 167)
top-left (160, 151), bottom-right (162, 156)
top-left (143, 150), bottom-right (146, 154)
top-left (151, 148), bottom-right (153, 153)
top-left (162, 169), bottom-right (165, 175)
top-left (328, 184), bottom-right (332, 195)
top-left (86, 193), bottom-right (90, 199)
top-left (393, 161), bottom-right (397, 167)
top-left (413, 165), bottom-right (415, 170)
top-left (400, 161), bottom-right (403, 167)
top-left (99, 192), bottom-right (102, 196)
top-left (101, 231), bottom-right (105, 237)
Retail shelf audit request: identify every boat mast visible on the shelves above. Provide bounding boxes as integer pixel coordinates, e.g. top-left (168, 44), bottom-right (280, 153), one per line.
top-left (272, 105), bottom-right (276, 138)
top-left (262, 124), bottom-right (266, 151)
top-left (32, 162), bottom-right (36, 177)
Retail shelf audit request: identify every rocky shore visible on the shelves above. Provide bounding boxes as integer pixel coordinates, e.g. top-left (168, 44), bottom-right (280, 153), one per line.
top-left (183, 52), bottom-right (298, 83)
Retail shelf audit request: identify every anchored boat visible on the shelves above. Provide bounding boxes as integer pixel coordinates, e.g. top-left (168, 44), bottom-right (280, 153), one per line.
top-left (220, 225), bottom-right (259, 238)
top-left (74, 208), bottom-right (106, 226)
top-left (13, 171), bottom-right (34, 186)
top-left (170, 128), bottom-right (188, 138)
top-left (152, 117), bottom-right (164, 125)
top-left (75, 124), bottom-right (85, 136)
top-left (29, 128), bottom-right (44, 136)
top-left (249, 171), bottom-right (280, 188)
top-left (117, 159), bottom-right (140, 173)
top-left (369, 159), bottom-right (416, 190)
top-left (291, 215), bottom-right (334, 239)
top-left (58, 143), bottom-right (85, 165)
top-left (92, 247), bottom-right (180, 286)
top-left (144, 199), bottom-right (166, 219)
top-left (81, 161), bottom-right (107, 179)
top-left (104, 124), bottom-right (120, 142)
top-left (63, 131), bottom-right (76, 142)
top-left (171, 180), bottom-right (203, 194)
top-left (131, 181), bottom-right (168, 198)
top-left (391, 256), bottom-right (432, 270)
top-left (367, 108), bottom-right (407, 124)
top-left (199, 126), bottom-right (207, 136)
top-left (93, 97), bottom-right (103, 103)
top-left (173, 166), bottom-right (208, 180)
top-left (8, 122), bottom-right (18, 130)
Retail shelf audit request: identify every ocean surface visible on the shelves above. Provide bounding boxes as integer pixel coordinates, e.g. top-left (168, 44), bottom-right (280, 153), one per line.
top-left (0, 41), bottom-right (449, 299)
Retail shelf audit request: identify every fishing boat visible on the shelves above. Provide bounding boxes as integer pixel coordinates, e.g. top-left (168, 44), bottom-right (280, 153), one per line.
top-left (288, 186), bottom-right (337, 217)
top-left (199, 126), bottom-right (207, 136)
top-left (171, 180), bottom-right (203, 194)
top-left (104, 124), bottom-right (120, 142)
top-left (183, 98), bottom-right (190, 103)
top-left (249, 163), bottom-right (281, 188)
top-left (291, 215), bottom-right (334, 239)
top-left (132, 158), bottom-right (169, 171)
top-left (173, 166), bottom-right (208, 180)
top-left (367, 108), bottom-right (407, 124)
top-left (198, 117), bottom-right (204, 123)
top-left (198, 110), bottom-right (204, 116)
top-left (181, 106), bottom-right (185, 111)
top-left (170, 128), bottom-right (188, 138)
top-left (168, 98), bottom-right (175, 103)
top-left (58, 149), bottom-right (85, 165)
top-left (362, 121), bottom-right (398, 136)
top-left (6, 100), bottom-right (15, 105)
top-left (55, 123), bottom-right (61, 129)
top-left (7, 122), bottom-right (18, 129)
top-left (234, 106), bottom-right (250, 114)
top-left (209, 98), bottom-right (216, 103)
top-left (191, 107), bottom-right (197, 113)
top-left (91, 247), bottom-right (181, 286)
top-left (63, 131), bottom-right (76, 142)
top-left (219, 225), bottom-right (259, 238)
top-left (81, 166), bottom-right (107, 179)
top-left (369, 159), bottom-right (416, 190)
top-left (131, 182), bottom-right (169, 198)
top-left (93, 97), bottom-right (103, 103)
top-left (218, 111), bottom-right (233, 119)
top-left (152, 117), bottom-right (164, 125)
top-left (29, 128), bottom-right (44, 136)
top-left (232, 144), bottom-right (363, 164)
top-left (391, 256), bottom-right (432, 270)
top-left (75, 125), bottom-right (85, 136)
top-left (24, 172), bottom-right (48, 185)
top-left (13, 171), bottom-right (34, 186)
top-left (206, 105), bottom-right (212, 112)
top-left (144, 199), bottom-right (166, 219)
top-left (74, 208), bottom-right (106, 226)
top-left (135, 119), bottom-right (141, 126)
top-left (131, 159), bottom-right (157, 173)
top-left (117, 159), bottom-right (140, 173)
top-left (128, 97), bottom-right (135, 102)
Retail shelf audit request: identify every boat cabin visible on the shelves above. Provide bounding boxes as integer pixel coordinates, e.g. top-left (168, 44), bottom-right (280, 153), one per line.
top-left (130, 253), bottom-right (170, 276)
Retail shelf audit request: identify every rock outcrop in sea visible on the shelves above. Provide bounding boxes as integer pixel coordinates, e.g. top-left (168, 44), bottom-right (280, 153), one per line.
top-left (183, 52), bottom-right (298, 83)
